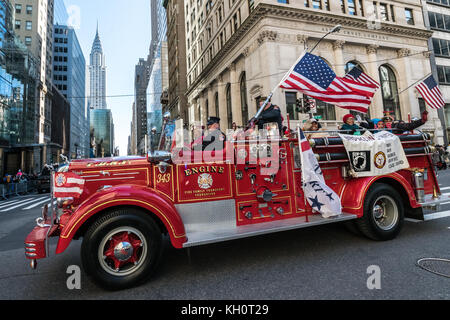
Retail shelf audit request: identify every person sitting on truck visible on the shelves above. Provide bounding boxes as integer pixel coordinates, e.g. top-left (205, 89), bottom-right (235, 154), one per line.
top-left (303, 118), bottom-right (327, 139)
top-left (201, 117), bottom-right (226, 151)
top-left (340, 114), bottom-right (365, 135)
top-left (382, 110), bottom-right (428, 134)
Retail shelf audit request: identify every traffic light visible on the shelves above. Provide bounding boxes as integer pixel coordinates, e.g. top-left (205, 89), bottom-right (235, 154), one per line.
top-left (296, 98), bottom-right (311, 113)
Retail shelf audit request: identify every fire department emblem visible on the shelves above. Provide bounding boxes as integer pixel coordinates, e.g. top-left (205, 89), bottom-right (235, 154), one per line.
top-left (198, 173), bottom-right (213, 189)
top-left (374, 151), bottom-right (387, 169)
top-left (55, 173), bottom-right (66, 187)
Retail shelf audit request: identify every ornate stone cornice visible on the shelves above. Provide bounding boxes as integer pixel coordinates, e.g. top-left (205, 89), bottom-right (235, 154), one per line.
top-left (257, 30), bottom-right (278, 45)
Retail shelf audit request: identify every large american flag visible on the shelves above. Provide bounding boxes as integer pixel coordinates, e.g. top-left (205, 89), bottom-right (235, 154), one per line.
top-left (280, 53), bottom-right (377, 113)
top-left (415, 75), bottom-right (445, 109)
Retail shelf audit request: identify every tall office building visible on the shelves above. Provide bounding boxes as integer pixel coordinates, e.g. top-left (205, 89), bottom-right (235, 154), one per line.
top-left (133, 58), bottom-right (149, 154)
top-left (163, 0), bottom-right (188, 120)
top-left (89, 25), bottom-right (114, 157)
top-left (89, 25), bottom-right (107, 110)
top-left (0, 0), bottom-right (39, 176)
top-left (12, 0), bottom-right (55, 164)
top-left (147, 0), bottom-right (167, 134)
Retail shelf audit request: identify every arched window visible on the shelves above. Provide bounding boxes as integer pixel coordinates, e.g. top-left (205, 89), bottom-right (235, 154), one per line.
top-left (240, 72), bottom-right (249, 125)
top-left (345, 60), bottom-right (364, 74)
top-left (226, 84), bottom-right (233, 129)
top-left (379, 65), bottom-right (401, 119)
top-left (215, 92), bottom-right (219, 117)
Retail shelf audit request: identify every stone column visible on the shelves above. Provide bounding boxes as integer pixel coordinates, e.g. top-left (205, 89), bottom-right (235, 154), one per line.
top-left (366, 44), bottom-right (383, 118)
top-left (396, 48), bottom-right (416, 120)
top-left (229, 63), bottom-right (243, 126)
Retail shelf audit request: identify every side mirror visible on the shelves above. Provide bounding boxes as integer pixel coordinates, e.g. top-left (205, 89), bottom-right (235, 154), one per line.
top-left (147, 150), bottom-right (172, 163)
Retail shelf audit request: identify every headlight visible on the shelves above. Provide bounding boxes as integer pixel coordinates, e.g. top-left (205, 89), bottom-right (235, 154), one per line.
top-left (57, 197), bottom-right (74, 208)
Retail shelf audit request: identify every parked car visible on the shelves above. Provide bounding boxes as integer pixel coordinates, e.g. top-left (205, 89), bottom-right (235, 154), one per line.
top-left (36, 166), bottom-right (55, 193)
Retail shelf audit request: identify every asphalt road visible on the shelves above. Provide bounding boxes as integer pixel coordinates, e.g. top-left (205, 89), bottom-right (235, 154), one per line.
top-left (0, 173), bottom-right (449, 300)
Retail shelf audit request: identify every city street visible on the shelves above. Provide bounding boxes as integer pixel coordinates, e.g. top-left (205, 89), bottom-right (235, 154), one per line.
top-left (0, 171), bottom-right (449, 300)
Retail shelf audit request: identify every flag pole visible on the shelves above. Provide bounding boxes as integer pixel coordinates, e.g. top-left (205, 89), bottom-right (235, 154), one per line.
top-left (395, 72), bottom-right (433, 97)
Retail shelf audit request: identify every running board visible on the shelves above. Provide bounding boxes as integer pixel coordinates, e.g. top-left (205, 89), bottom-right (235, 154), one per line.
top-left (182, 213), bottom-right (357, 248)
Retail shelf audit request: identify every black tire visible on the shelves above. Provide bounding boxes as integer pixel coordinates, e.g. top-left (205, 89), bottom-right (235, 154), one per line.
top-left (356, 183), bottom-right (404, 241)
top-left (81, 208), bottom-right (163, 290)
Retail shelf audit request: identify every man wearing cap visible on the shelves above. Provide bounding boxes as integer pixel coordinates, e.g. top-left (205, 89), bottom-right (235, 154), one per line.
top-left (202, 116), bottom-right (226, 151)
top-left (340, 114), bottom-right (365, 135)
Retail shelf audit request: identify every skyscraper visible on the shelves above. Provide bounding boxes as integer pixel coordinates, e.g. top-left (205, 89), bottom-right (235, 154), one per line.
top-left (89, 25), bottom-right (114, 157)
top-left (53, 0), bottom-right (88, 159)
top-left (89, 24), bottom-right (107, 110)
top-left (147, 0), bottom-right (167, 134)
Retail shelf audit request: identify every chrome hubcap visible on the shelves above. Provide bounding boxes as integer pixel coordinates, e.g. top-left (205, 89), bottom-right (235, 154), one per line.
top-left (113, 242), bottom-right (133, 261)
top-left (98, 227), bottom-right (147, 277)
top-left (372, 195), bottom-right (398, 231)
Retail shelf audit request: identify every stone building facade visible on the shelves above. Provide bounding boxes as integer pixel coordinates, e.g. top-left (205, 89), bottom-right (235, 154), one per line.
top-left (184, 0), bottom-right (444, 143)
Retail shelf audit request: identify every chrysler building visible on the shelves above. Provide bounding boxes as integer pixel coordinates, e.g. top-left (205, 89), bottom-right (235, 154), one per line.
top-left (89, 25), bottom-right (107, 109)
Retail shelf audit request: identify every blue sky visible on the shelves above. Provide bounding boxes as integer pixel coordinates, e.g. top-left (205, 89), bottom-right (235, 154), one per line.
top-left (63, 0), bottom-right (151, 156)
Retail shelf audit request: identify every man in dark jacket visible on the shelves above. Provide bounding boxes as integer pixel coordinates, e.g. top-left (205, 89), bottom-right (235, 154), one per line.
top-left (255, 97), bottom-right (283, 135)
top-left (382, 110), bottom-right (428, 134)
top-left (201, 117), bottom-right (226, 151)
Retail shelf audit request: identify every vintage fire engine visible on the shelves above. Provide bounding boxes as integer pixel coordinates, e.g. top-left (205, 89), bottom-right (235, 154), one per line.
top-left (24, 123), bottom-right (446, 289)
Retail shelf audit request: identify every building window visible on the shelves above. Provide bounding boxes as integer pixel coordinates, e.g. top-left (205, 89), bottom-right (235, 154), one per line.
top-left (25, 37), bottom-right (32, 45)
top-left (379, 65), bottom-right (401, 120)
top-left (240, 72), bottom-right (249, 125)
top-left (215, 92), bottom-right (219, 117)
top-left (15, 20), bottom-right (21, 29)
top-left (226, 84), bottom-right (233, 128)
top-left (312, 0), bottom-right (321, 9)
top-left (26, 5), bottom-right (32, 14)
top-left (278, 0), bottom-right (289, 3)
top-left (348, 0), bottom-right (356, 15)
top-left (285, 92), bottom-right (299, 121)
top-left (26, 21), bottom-right (32, 30)
top-left (433, 38), bottom-right (450, 57)
top-left (248, 0), bottom-right (254, 12)
top-left (379, 3), bottom-right (388, 21)
top-left (405, 8), bottom-right (414, 25)
top-left (15, 4), bottom-right (22, 14)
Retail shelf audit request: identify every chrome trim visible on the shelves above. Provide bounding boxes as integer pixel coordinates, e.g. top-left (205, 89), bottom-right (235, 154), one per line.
top-left (25, 243), bottom-right (36, 248)
top-left (25, 248), bottom-right (36, 253)
top-left (25, 253), bottom-right (37, 257)
top-left (36, 217), bottom-right (51, 228)
top-left (112, 172), bottom-right (140, 176)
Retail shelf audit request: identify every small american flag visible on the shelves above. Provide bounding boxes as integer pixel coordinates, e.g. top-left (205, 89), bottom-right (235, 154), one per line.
top-left (280, 53), bottom-right (377, 113)
top-left (415, 75), bottom-right (445, 109)
top-left (344, 67), bottom-right (380, 90)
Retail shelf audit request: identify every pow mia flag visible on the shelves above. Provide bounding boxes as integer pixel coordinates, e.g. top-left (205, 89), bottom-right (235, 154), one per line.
top-left (349, 151), bottom-right (371, 172)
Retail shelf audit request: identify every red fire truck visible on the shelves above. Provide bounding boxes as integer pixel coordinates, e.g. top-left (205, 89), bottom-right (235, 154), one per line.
top-left (24, 127), bottom-right (446, 290)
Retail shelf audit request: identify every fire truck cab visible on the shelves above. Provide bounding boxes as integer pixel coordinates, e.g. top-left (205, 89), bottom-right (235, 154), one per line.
top-left (24, 123), bottom-right (446, 290)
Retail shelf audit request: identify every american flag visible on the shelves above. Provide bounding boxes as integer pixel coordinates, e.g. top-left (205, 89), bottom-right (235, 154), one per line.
top-left (344, 67), bottom-right (380, 90)
top-left (280, 53), bottom-right (377, 113)
top-left (415, 75), bottom-right (445, 109)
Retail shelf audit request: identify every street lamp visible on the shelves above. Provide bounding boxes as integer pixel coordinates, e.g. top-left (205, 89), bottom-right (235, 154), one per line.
top-left (310, 24), bottom-right (342, 53)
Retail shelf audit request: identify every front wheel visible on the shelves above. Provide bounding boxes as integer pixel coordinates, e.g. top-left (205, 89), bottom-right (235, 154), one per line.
top-left (356, 183), bottom-right (404, 241)
top-left (81, 208), bottom-right (163, 290)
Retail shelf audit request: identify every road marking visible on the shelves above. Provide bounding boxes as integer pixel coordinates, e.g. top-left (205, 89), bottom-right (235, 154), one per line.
top-left (440, 187), bottom-right (450, 191)
top-left (423, 210), bottom-right (450, 221)
top-left (22, 197), bottom-right (52, 210)
top-left (0, 196), bottom-right (44, 209)
top-left (0, 196), bottom-right (49, 212)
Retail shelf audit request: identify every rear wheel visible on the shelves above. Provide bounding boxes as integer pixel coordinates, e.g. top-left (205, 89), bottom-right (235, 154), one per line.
top-left (356, 183), bottom-right (404, 241)
top-left (81, 208), bottom-right (163, 290)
